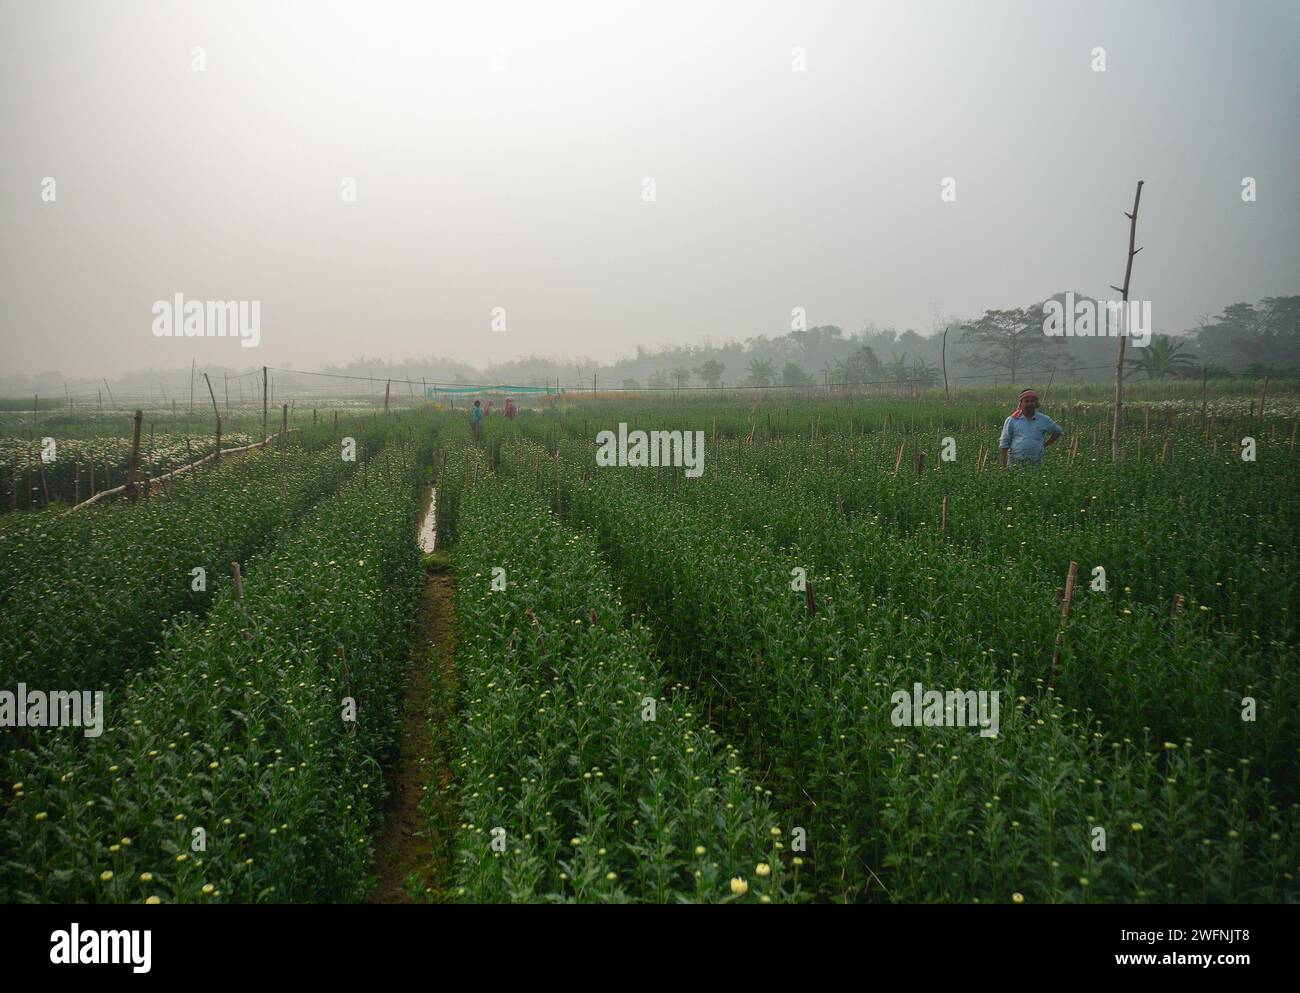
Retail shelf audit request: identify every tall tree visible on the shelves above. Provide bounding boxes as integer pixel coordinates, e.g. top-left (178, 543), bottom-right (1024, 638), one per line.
top-left (958, 306), bottom-right (1060, 385)
top-left (780, 362), bottom-right (814, 387)
top-left (1195, 296), bottom-right (1300, 370)
top-left (842, 345), bottom-right (881, 389)
top-left (694, 359), bottom-right (724, 388)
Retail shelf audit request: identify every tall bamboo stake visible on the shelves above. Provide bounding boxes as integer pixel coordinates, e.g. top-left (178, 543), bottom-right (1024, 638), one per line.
top-left (1110, 180), bottom-right (1145, 464)
top-left (1050, 561), bottom-right (1079, 681)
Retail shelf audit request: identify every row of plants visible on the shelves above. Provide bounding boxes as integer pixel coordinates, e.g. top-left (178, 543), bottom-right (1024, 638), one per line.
top-left (503, 407), bottom-right (1297, 759)
top-left (0, 433), bottom-right (429, 902)
top-left (517, 401), bottom-right (1298, 640)
top-left (732, 432), bottom-right (1298, 642)
top-left (0, 446), bottom-right (353, 696)
top-left (561, 434), bottom-right (1300, 780)
top-left (436, 444), bottom-right (798, 902)
top-left (496, 438), bottom-right (1299, 902)
top-left (0, 414), bottom-right (425, 695)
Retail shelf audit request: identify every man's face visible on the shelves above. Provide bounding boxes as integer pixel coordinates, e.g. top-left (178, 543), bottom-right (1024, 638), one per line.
top-left (1021, 396), bottom-right (1038, 417)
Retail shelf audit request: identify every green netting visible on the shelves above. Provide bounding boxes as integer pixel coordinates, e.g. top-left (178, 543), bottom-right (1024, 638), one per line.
top-left (424, 385), bottom-right (563, 397)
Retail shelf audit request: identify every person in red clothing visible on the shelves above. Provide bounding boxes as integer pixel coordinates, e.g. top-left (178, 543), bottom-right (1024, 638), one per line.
top-left (504, 396), bottom-right (518, 421)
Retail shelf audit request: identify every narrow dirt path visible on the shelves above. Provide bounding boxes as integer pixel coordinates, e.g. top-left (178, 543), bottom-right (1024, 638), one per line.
top-left (367, 491), bottom-right (458, 903)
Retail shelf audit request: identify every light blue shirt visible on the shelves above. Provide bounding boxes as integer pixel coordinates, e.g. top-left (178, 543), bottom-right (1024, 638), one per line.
top-left (999, 411), bottom-right (1062, 463)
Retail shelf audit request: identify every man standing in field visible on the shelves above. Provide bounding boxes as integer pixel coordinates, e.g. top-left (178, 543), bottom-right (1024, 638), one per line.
top-left (999, 388), bottom-right (1062, 468)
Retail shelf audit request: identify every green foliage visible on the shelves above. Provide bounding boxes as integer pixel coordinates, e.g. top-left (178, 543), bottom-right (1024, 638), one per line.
top-left (0, 445), bottom-right (352, 695)
top-left (0, 438), bottom-right (427, 903)
top-left (486, 398), bottom-right (1300, 903)
top-left (446, 466), bottom-right (798, 902)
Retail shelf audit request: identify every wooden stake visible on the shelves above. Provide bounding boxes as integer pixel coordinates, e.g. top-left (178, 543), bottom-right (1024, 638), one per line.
top-left (941, 495), bottom-right (948, 535)
top-left (1110, 180), bottom-right (1145, 463)
top-left (203, 373), bottom-right (221, 463)
top-left (231, 560), bottom-right (252, 641)
top-left (1049, 561), bottom-right (1079, 681)
top-left (126, 409), bottom-right (143, 500)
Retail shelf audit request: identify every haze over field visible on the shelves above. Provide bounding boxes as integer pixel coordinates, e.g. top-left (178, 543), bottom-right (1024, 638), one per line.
top-left (2, 0), bottom-right (1298, 380)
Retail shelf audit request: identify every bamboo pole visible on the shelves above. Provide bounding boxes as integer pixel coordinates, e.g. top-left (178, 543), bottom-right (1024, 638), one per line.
top-left (1049, 561), bottom-right (1079, 681)
top-left (232, 561), bottom-right (252, 640)
top-left (203, 373), bottom-right (222, 463)
top-left (1110, 180), bottom-right (1145, 464)
top-left (126, 409), bottom-right (143, 501)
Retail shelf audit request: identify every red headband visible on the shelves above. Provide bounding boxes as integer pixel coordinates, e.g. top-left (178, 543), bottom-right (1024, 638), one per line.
top-left (1012, 390), bottom-right (1039, 418)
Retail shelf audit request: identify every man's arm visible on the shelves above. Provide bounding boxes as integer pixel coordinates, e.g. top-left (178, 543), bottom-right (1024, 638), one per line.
top-left (1043, 415), bottom-right (1063, 447)
top-left (998, 418), bottom-right (1012, 466)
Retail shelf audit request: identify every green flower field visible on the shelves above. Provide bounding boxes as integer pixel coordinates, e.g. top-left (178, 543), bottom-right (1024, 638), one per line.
top-left (1, 393), bottom-right (1296, 903)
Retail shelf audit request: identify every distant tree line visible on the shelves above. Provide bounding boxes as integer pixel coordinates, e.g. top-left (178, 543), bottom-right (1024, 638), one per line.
top-left (9, 295), bottom-right (1296, 399)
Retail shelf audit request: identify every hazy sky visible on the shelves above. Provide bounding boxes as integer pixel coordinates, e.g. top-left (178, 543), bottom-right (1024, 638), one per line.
top-left (2, 0), bottom-right (1297, 378)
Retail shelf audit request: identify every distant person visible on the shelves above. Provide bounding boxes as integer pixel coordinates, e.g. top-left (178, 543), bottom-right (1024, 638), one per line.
top-left (504, 396), bottom-right (518, 420)
top-left (999, 389), bottom-right (1062, 469)
top-left (470, 399), bottom-right (484, 441)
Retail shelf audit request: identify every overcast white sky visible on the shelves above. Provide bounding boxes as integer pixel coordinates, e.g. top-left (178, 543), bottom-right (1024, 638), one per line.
top-left (1, 0), bottom-right (1297, 377)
